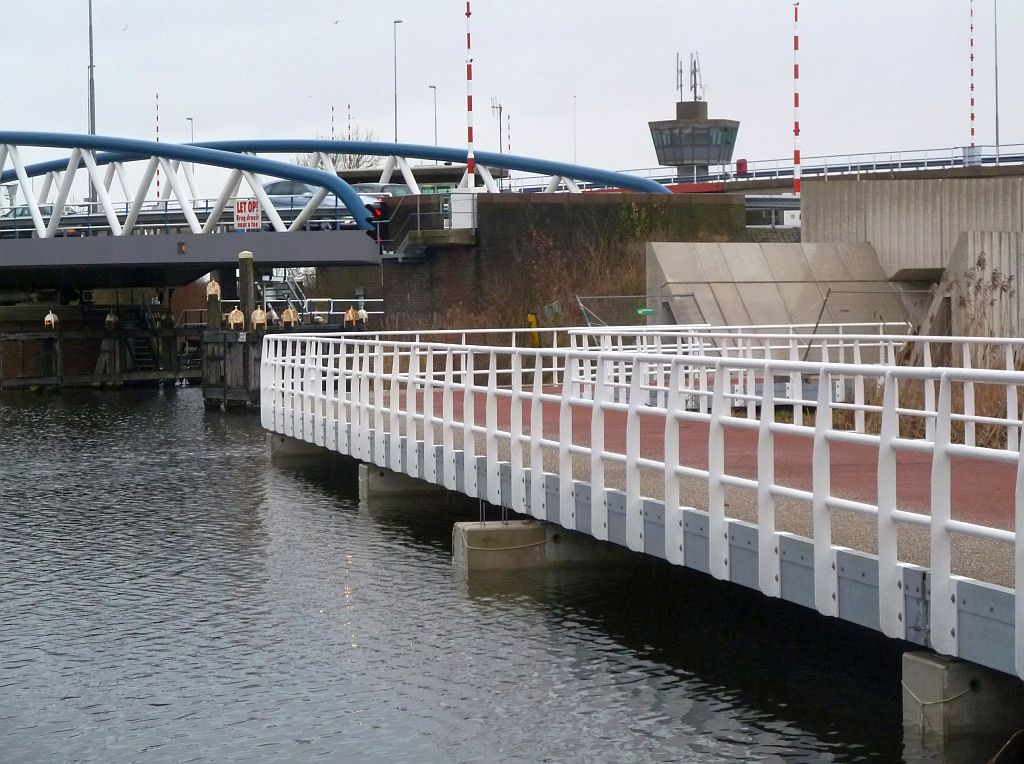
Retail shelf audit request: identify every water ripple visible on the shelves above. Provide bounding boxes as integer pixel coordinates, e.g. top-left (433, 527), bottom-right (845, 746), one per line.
top-left (0, 388), bottom-right (915, 762)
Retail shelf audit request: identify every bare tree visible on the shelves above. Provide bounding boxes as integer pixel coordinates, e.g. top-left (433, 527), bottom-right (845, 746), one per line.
top-left (295, 127), bottom-right (382, 171)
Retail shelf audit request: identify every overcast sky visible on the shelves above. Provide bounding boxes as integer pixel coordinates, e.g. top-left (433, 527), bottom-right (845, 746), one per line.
top-left (4, 1), bottom-right (1021, 174)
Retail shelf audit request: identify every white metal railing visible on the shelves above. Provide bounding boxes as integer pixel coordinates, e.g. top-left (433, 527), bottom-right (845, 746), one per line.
top-left (262, 329), bottom-right (1024, 678)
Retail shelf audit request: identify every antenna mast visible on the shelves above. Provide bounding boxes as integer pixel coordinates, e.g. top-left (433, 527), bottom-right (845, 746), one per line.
top-left (690, 53), bottom-right (704, 101)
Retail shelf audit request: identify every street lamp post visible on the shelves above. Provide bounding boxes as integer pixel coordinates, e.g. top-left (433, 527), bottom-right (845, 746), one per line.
top-left (87, 0), bottom-right (96, 205)
top-left (186, 117), bottom-right (195, 184)
top-left (994, 0), bottom-right (1001, 163)
top-left (428, 85), bottom-right (438, 147)
top-left (393, 19), bottom-right (403, 143)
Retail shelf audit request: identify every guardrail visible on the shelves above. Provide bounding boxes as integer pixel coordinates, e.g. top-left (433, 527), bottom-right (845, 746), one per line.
top-left (262, 327), bottom-right (1024, 678)
top-left (507, 142), bottom-right (1024, 193)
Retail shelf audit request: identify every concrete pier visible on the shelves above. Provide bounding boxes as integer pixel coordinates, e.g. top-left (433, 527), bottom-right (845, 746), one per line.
top-left (902, 651), bottom-right (1024, 761)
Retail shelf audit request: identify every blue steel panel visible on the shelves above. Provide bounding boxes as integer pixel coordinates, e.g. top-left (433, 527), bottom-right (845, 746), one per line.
top-left (778, 534), bottom-right (816, 610)
top-left (342, 424), bottom-right (353, 457)
top-left (836, 549), bottom-right (881, 632)
top-left (903, 568), bottom-right (930, 647)
top-left (642, 499), bottom-right (666, 559)
top-left (522, 469), bottom-right (532, 514)
top-left (683, 509), bottom-right (710, 575)
top-left (544, 474), bottom-right (561, 524)
top-left (957, 580), bottom-right (1016, 677)
top-left (574, 481), bottom-right (592, 536)
top-left (382, 433), bottom-right (392, 470)
top-left (728, 521), bottom-right (759, 590)
top-left (416, 441), bottom-right (424, 479)
top-left (606, 490), bottom-right (627, 547)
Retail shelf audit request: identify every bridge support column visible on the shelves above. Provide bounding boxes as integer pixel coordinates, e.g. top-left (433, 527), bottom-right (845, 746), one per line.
top-left (902, 652), bottom-right (1024, 760)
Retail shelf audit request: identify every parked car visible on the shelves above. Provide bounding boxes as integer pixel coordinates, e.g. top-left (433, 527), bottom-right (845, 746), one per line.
top-left (261, 181), bottom-right (381, 230)
top-left (350, 182), bottom-right (415, 198)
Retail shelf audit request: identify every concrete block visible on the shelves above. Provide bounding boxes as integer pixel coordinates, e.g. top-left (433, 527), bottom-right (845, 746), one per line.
top-left (266, 432), bottom-right (328, 459)
top-left (452, 520), bottom-right (547, 571)
top-left (902, 651), bottom-right (1024, 758)
top-left (452, 520), bottom-right (637, 572)
top-left (358, 463), bottom-right (447, 500)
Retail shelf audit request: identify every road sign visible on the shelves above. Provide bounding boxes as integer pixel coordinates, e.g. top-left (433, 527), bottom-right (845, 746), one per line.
top-left (636, 307), bottom-right (655, 316)
top-left (234, 198), bottom-right (261, 231)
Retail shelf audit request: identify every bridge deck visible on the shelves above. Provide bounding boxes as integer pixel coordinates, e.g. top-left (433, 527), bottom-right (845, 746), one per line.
top-left (261, 329), bottom-right (1024, 680)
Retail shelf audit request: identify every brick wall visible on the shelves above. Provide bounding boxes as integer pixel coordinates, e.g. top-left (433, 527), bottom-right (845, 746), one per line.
top-left (315, 192), bottom-right (745, 330)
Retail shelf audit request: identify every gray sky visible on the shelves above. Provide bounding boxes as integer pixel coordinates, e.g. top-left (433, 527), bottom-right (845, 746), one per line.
top-left (4, 1), bottom-right (1022, 174)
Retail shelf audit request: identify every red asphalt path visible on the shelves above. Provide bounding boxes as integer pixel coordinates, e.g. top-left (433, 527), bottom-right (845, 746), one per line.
top-left (421, 388), bottom-right (1017, 532)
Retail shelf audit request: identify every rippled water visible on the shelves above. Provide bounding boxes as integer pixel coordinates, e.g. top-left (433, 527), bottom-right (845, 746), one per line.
top-left (1, 388), bottom-right (922, 762)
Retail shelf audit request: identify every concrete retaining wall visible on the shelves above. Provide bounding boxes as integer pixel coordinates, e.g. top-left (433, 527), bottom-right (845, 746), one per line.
top-left (802, 178), bottom-right (1024, 278)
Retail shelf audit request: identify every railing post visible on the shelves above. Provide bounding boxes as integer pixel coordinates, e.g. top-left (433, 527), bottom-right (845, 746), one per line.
top-left (442, 348), bottom-right (457, 490)
top-left (625, 359), bottom-right (644, 552)
top-left (357, 339), bottom-right (372, 461)
top-left (485, 350), bottom-right (501, 506)
top-left (1016, 431), bottom-right (1024, 679)
top-left (877, 371), bottom-right (905, 638)
top-left (708, 364), bottom-right (729, 581)
top-left (1007, 343), bottom-right (1019, 452)
top-left (590, 356), bottom-right (610, 541)
top-left (853, 341), bottom-right (866, 433)
top-left (664, 360), bottom-right (685, 565)
top-left (559, 353), bottom-right (576, 530)
top-left (930, 373), bottom-right (958, 658)
top-left (529, 353), bottom-right (546, 520)
top-left (404, 346), bottom-right (421, 478)
top-left (423, 346), bottom-right (437, 483)
top-left (962, 341), bottom-right (975, 447)
top-left (372, 343), bottom-right (386, 466)
top-left (789, 336), bottom-right (803, 426)
top-left (389, 345), bottom-right (402, 469)
top-left (812, 369), bottom-right (838, 617)
top-left (462, 349), bottom-right (478, 495)
top-left (924, 343), bottom-right (936, 441)
top-left (510, 351), bottom-right (526, 512)
top-left (757, 364), bottom-right (781, 597)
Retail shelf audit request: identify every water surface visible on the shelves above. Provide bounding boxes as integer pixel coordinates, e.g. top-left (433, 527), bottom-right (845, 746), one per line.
top-left (1, 388), bottom-right (923, 761)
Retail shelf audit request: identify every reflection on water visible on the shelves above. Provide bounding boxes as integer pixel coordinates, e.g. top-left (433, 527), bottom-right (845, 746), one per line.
top-left (0, 388), bottom-right (922, 762)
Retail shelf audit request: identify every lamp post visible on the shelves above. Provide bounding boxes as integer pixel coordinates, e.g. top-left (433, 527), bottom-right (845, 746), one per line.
top-left (87, 0), bottom-right (96, 205)
top-left (428, 85), bottom-right (438, 146)
top-left (185, 117), bottom-right (195, 183)
top-left (393, 19), bottom-right (403, 143)
top-left (994, 0), bottom-right (1001, 163)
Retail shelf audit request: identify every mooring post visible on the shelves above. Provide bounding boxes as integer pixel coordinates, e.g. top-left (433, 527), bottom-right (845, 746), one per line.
top-left (238, 250), bottom-right (255, 330)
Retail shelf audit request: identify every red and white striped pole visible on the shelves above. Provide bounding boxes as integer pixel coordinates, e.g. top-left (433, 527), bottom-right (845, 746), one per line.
top-left (969, 0), bottom-right (976, 146)
top-left (465, 1), bottom-right (475, 189)
top-left (155, 92), bottom-right (161, 200)
top-left (793, 2), bottom-right (801, 196)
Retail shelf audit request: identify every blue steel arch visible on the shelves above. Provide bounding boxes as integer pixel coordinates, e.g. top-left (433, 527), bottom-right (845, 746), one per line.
top-left (0, 132), bottom-right (378, 231)
top-left (0, 135), bottom-right (670, 227)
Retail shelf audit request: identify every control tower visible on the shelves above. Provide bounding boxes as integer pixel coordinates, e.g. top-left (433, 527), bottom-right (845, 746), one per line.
top-left (649, 54), bottom-right (740, 178)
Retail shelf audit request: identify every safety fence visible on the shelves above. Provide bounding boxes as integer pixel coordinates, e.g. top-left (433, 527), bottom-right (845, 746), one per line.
top-left (262, 328), bottom-right (1024, 678)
